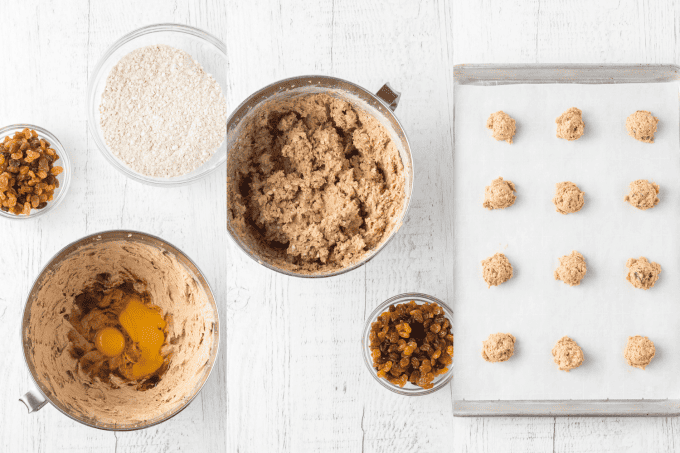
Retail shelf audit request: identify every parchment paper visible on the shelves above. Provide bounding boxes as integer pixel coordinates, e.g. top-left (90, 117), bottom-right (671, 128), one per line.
top-left (453, 82), bottom-right (680, 401)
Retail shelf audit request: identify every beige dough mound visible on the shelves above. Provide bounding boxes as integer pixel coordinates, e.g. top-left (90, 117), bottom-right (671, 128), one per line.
top-left (626, 257), bottom-right (661, 290)
top-left (483, 177), bottom-right (516, 210)
top-left (486, 111), bottom-right (516, 144)
top-left (626, 110), bottom-right (659, 143)
top-left (481, 252), bottom-right (513, 288)
top-left (482, 333), bottom-right (516, 363)
top-left (556, 107), bottom-right (585, 141)
top-left (624, 335), bottom-right (656, 370)
top-left (624, 179), bottom-right (659, 210)
top-left (552, 181), bottom-right (585, 214)
top-left (552, 336), bottom-right (584, 372)
top-left (554, 251), bottom-right (587, 286)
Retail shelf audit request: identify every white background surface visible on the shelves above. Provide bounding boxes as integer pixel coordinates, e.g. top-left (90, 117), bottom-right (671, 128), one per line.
top-left (1, 0), bottom-right (680, 452)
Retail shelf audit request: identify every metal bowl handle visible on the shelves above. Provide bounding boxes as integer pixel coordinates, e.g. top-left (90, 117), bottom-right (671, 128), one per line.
top-left (19, 388), bottom-right (47, 413)
top-left (376, 83), bottom-right (401, 111)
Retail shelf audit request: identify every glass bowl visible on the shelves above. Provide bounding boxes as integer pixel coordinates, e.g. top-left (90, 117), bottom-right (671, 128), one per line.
top-left (87, 24), bottom-right (227, 187)
top-left (362, 292), bottom-right (454, 396)
top-left (0, 124), bottom-right (71, 220)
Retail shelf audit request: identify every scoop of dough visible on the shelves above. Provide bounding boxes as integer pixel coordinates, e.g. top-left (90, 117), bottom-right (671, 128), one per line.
top-left (481, 252), bottom-right (513, 288)
top-left (554, 251), bottom-right (587, 286)
top-left (624, 179), bottom-right (659, 210)
top-left (626, 110), bottom-right (658, 143)
top-left (626, 257), bottom-right (661, 290)
top-left (483, 177), bottom-right (516, 210)
top-left (481, 333), bottom-right (516, 363)
top-left (552, 336), bottom-right (584, 372)
top-left (552, 181), bottom-right (584, 214)
top-left (486, 111), bottom-right (516, 144)
top-left (556, 107), bottom-right (584, 141)
top-left (624, 335), bottom-right (655, 370)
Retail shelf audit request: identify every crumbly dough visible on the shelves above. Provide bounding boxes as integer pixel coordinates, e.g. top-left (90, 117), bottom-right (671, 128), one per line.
top-left (552, 336), bottom-right (584, 372)
top-left (555, 107), bottom-right (585, 141)
top-left (227, 93), bottom-right (405, 275)
top-left (481, 333), bottom-right (516, 363)
top-left (554, 251), bottom-right (587, 286)
top-left (624, 179), bottom-right (660, 210)
top-left (25, 241), bottom-right (216, 427)
top-left (626, 257), bottom-right (661, 290)
top-left (481, 253), bottom-right (513, 288)
top-left (553, 181), bottom-right (585, 214)
top-left (483, 177), bottom-right (516, 210)
top-left (626, 110), bottom-right (659, 143)
top-left (486, 111), bottom-right (516, 144)
top-left (624, 335), bottom-right (656, 370)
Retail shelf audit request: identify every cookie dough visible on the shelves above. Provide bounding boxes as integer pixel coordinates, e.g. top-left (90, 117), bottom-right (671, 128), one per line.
top-left (554, 251), bottom-right (587, 286)
top-left (626, 257), bottom-right (661, 290)
top-left (486, 111), bottom-right (516, 144)
top-left (624, 335), bottom-right (656, 370)
top-left (624, 179), bottom-right (659, 210)
top-left (626, 110), bottom-right (659, 143)
top-left (227, 93), bottom-right (406, 275)
top-left (483, 177), bottom-right (516, 210)
top-left (481, 333), bottom-right (516, 363)
top-left (556, 107), bottom-right (585, 141)
top-left (552, 336), bottom-right (584, 372)
top-left (481, 253), bottom-right (513, 288)
top-left (552, 181), bottom-right (585, 214)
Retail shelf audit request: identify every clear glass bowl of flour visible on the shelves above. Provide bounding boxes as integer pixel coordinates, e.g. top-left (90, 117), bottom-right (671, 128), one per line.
top-left (87, 24), bottom-right (226, 186)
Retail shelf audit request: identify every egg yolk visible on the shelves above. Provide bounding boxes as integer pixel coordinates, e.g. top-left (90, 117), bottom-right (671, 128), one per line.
top-left (94, 327), bottom-right (126, 357)
top-left (119, 296), bottom-right (166, 379)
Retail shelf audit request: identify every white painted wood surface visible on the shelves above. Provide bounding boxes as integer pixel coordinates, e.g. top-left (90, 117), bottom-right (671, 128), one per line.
top-left (227, 1), bottom-right (680, 452)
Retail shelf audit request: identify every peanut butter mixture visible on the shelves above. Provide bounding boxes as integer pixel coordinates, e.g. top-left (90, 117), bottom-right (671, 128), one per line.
top-left (228, 93), bottom-right (406, 274)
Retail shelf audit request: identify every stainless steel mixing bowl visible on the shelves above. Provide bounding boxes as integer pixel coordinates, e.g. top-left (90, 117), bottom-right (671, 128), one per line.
top-left (227, 76), bottom-right (414, 278)
top-left (19, 230), bottom-right (220, 431)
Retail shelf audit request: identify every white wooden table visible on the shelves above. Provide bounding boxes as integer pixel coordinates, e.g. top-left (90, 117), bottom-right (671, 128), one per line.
top-left (1, 0), bottom-right (679, 452)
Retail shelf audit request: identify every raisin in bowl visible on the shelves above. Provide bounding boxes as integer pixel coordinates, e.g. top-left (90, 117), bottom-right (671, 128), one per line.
top-left (362, 293), bottom-right (454, 396)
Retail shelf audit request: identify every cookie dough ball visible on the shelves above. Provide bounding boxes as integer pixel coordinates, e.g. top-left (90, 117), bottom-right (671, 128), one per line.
top-left (554, 251), bottom-right (587, 286)
top-left (552, 336), bottom-right (584, 372)
top-left (624, 179), bottom-right (659, 210)
top-left (626, 110), bottom-right (659, 143)
top-left (624, 335), bottom-right (656, 370)
top-left (553, 181), bottom-right (585, 214)
top-left (626, 257), bottom-right (661, 290)
top-left (486, 111), bottom-right (516, 144)
top-left (556, 107), bottom-right (585, 141)
top-left (482, 333), bottom-right (516, 363)
top-left (483, 177), bottom-right (516, 210)
top-left (481, 253), bottom-right (513, 288)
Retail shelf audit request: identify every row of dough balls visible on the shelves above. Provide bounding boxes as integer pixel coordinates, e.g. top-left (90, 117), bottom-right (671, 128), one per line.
top-left (486, 108), bottom-right (659, 144)
top-left (481, 252), bottom-right (661, 290)
top-left (481, 333), bottom-right (656, 372)
top-left (483, 177), bottom-right (660, 212)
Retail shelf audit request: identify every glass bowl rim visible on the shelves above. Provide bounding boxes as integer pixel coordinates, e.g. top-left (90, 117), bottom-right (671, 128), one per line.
top-left (361, 292), bottom-right (454, 396)
top-left (0, 123), bottom-right (71, 220)
top-left (86, 23), bottom-right (227, 187)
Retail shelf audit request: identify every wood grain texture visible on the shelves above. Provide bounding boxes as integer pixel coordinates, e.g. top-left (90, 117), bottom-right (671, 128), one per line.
top-left (0, 0), bottom-right (226, 452)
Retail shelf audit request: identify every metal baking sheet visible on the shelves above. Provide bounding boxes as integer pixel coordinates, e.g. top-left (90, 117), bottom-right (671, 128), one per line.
top-left (452, 64), bottom-right (680, 416)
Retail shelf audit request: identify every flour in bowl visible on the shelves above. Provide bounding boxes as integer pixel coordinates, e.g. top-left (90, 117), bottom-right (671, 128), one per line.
top-left (99, 45), bottom-right (227, 178)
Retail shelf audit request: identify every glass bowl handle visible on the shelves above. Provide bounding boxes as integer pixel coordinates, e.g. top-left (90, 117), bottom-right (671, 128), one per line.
top-left (19, 388), bottom-right (47, 413)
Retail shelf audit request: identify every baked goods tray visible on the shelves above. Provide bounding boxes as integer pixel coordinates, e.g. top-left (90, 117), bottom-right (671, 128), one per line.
top-left (452, 64), bottom-right (680, 416)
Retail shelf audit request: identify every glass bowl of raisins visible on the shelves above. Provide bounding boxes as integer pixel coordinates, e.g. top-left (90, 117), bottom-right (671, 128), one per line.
top-left (0, 125), bottom-right (71, 220)
top-left (362, 293), bottom-right (454, 396)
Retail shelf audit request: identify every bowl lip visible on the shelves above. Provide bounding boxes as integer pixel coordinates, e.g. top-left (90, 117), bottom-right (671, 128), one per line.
top-left (86, 23), bottom-right (227, 187)
top-left (361, 292), bottom-right (454, 396)
top-left (226, 74), bottom-right (415, 278)
top-left (20, 229), bottom-right (221, 431)
top-left (0, 124), bottom-right (71, 220)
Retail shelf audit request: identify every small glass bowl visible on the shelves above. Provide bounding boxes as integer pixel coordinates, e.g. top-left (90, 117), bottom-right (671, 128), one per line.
top-left (86, 24), bottom-right (227, 187)
top-left (0, 124), bottom-right (71, 220)
top-left (362, 292), bottom-right (454, 396)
